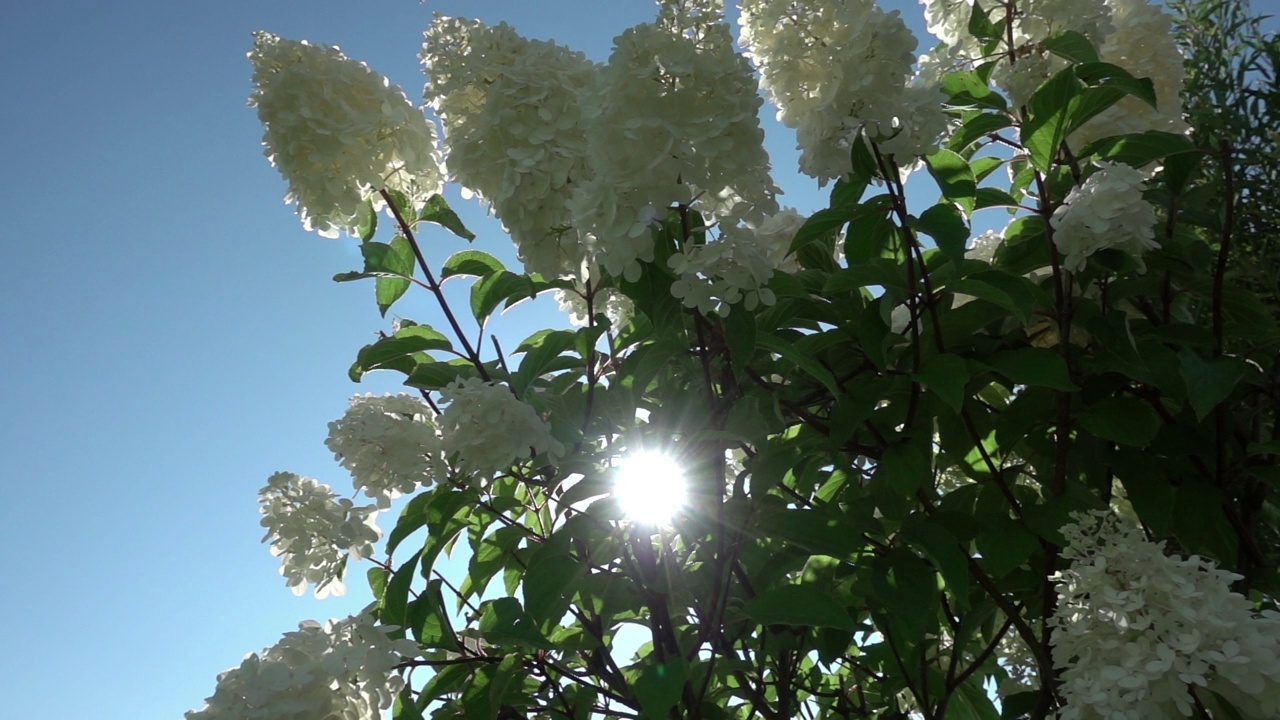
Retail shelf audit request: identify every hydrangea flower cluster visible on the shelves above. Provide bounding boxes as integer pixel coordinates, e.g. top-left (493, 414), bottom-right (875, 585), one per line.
top-left (325, 393), bottom-right (443, 509)
top-left (1052, 511), bottom-right (1280, 719)
top-left (669, 225), bottom-right (779, 316)
top-left (555, 283), bottom-right (636, 329)
top-left (752, 207), bottom-right (808, 274)
top-left (571, 0), bottom-right (779, 280)
top-left (257, 472), bottom-right (380, 598)
top-left (248, 32), bottom-right (443, 238)
top-left (437, 378), bottom-right (564, 478)
top-left (740, 0), bottom-right (947, 181)
top-left (185, 612), bottom-right (418, 720)
top-left (1070, 0), bottom-right (1190, 148)
top-left (421, 17), bottom-right (598, 279)
top-left (1050, 162), bottom-right (1158, 271)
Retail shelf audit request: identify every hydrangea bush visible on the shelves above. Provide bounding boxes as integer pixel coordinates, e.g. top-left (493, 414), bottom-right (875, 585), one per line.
top-left (191, 1), bottom-right (1280, 718)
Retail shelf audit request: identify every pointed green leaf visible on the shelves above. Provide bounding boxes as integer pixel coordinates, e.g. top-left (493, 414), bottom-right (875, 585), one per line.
top-left (1179, 351), bottom-right (1247, 421)
top-left (1077, 396), bottom-right (1160, 446)
top-left (917, 353), bottom-right (969, 413)
top-left (350, 324), bottom-right (453, 381)
top-left (1042, 30), bottom-right (1100, 64)
top-left (634, 658), bottom-right (688, 720)
top-left (442, 249), bottom-right (505, 280)
top-left (419, 193), bottom-right (475, 241)
top-left (925, 149), bottom-right (978, 215)
top-left (742, 585), bottom-right (856, 631)
top-left (988, 348), bottom-right (1077, 391)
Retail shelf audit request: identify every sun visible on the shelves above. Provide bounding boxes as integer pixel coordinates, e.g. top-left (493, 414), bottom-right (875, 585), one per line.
top-left (613, 450), bottom-right (688, 526)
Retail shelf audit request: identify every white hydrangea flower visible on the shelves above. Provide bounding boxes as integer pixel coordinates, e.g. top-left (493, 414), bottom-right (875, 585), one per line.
top-left (742, 0), bottom-right (943, 181)
top-left (437, 378), bottom-right (564, 478)
top-left (669, 224), bottom-right (778, 317)
top-left (753, 207), bottom-right (809, 274)
top-left (248, 32), bottom-right (444, 239)
top-left (186, 611), bottom-right (418, 720)
top-left (571, 0), bottom-right (779, 280)
top-left (325, 394), bottom-right (443, 509)
top-left (555, 282), bottom-right (635, 329)
top-left (1070, 0), bottom-right (1189, 148)
top-left (1050, 162), bottom-right (1158, 272)
top-left (1052, 511), bottom-right (1280, 720)
top-left (422, 17), bottom-right (598, 279)
top-left (258, 472), bottom-right (381, 598)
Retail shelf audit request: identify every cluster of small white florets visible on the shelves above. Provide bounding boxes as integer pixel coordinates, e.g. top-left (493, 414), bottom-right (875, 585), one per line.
top-left (1069, 0), bottom-right (1189, 148)
top-left (752, 207), bottom-right (808, 274)
top-left (325, 393), bottom-right (443, 509)
top-left (257, 472), bottom-right (380, 598)
top-left (1052, 510), bottom-right (1280, 719)
top-left (740, 0), bottom-right (946, 181)
top-left (437, 378), bottom-right (564, 478)
top-left (1050, 162), bottom-right (1158, 272)
top-left (248, 32), bottom-right (443, 239)
top-left (421, 17), bottom-right (597, 279)
top-left (185, 611), bottom-right (417, 720)
top-left (669, 224), bottom-right (780, 316)
top-left (571, 0), bottom-right (779, 281)
top-left (555, 283), bottom-right (636, 329)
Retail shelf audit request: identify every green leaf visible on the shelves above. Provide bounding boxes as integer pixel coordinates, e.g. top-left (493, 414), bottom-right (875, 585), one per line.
top-left (987, 348), bottom-right (1077, 391)
top-left (392, 687), bottom-right (425, 720)
top-left (757, 333), bottom-right (841, 396)
top-left (1077, 396), bottom-right (1160, 446)
top-left (1024, 68), bottom-right (1084, 169)
top-left (967, 0), bottom-right (1001, 40)
top-left (442, 249), bottom-right (505, 280)
top-left (913, 203), bottom-right (971, 260)
top-left (948, 113), bottom-right (1013, 154)
top-left (408, 579), bottom-right (462, 651)
top-left (925, 149), bottom-right (978, 215)
top-left (356, 199), bottom-right (378, 242)
top-left (1080, 130), bottom-right (1197, 169)
top-left (362, 237), bottom-right (416, 317)
top-left (522, 530), bottom-right (586, 630)
top-left (1173, 482), bottom-right (1238, 564)
top-left (513, 329), bottom-right (578, 393)
top-left (350, 324), bottom-right (453, 381)
top-left (1074, 62), bottom-right (1157, 107)
top-left (634, 658), bottom-right (688, 720)
top-left (874, 443), bottom-right (931, 496)
top-left (948, 271), bottom-right (1045, 326)
top-left (756, 507), bottom-right (862, 558)
top-left (790, 206), bottom-right (854, 260)
top-left (849, 135), bottom-right (881, 185)
top-left (900, 519), bottom-right (971, 608)
top-left (404, 359), bottom-right (477, 391)
top-left (1041, 30), bottom-right (1100, 64)
top-left (381, 548), bottom-right (423, 627)
top-left (916, 353), bottom-right (969, 413)
top-left (975, 517), bottom-right (1038, 578)
top-left (368, 566), bottom-right (389, 604)
top-left (479, 597), bottom-right (553, 649)
top-left (386, 492), bottom-right (433, 556)
top-left (471, 270), bottom-right (538, 323)
top-left (941, 70), bottom-right (1007, 110)
top-left (974, 187), bottom-right (1021, 210)
top-left (419, 193), bottom-right (475, 241)
top-left (742, 585), bottom-right (855, 631)
top-left (1179, 350), bottom-right (1247, 421)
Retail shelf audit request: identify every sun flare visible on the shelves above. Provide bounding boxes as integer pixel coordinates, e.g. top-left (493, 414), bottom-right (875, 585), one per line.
top-left (613, 451), bottom-right (687, 526)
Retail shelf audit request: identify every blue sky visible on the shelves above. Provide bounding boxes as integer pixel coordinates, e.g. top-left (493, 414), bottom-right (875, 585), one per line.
top-left (0, 1), bottom-right (929, 717)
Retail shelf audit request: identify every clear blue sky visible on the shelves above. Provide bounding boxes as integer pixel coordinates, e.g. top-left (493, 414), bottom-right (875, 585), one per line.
top-left (0, 1), bottom-right (926, 717)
